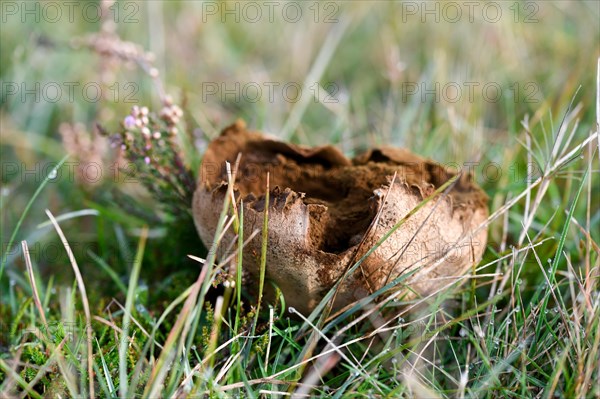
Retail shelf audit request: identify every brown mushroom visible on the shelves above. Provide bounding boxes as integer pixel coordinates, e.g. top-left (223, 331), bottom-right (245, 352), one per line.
top-left (192, 120), bottom-right (488, 314)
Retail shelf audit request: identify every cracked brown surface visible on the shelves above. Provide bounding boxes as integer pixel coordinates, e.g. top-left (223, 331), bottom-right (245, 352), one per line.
top-left (193, 120), bottom-right (489, 313)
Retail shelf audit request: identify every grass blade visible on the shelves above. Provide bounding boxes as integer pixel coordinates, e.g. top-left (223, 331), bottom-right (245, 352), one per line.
top-left (118, 225), bottom-right (148, 398)
top-left (0, 155), bottom-right (69, 282)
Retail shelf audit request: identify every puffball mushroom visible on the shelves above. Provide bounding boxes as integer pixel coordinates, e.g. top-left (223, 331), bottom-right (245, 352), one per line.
top-left (192, 120), bottom-right (488, 314)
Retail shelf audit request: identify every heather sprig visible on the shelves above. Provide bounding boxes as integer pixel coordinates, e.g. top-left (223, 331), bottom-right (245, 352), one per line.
top-left (105, 99), bottom-right (196, 218)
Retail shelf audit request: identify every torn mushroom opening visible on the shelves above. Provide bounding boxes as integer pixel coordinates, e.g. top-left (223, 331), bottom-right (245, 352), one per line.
top-left (195, 120), bottom-right (489, 313)
top-left (201, 126), bottom-right (380, 254)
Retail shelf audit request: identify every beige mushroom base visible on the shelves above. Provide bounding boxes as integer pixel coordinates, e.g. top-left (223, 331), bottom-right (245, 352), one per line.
top-left (193, 121), bottom-right (488, 314)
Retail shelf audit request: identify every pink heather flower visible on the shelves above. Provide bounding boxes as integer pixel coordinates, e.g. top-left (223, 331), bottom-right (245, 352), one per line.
top-left (124, 115), bottom-right (136, 129)
top-left (144, 156), bottom-right (150, 165)
top-left (173, 106), bottom-right (183, 117)
top-left (160, 107), bottom-right (171, 118)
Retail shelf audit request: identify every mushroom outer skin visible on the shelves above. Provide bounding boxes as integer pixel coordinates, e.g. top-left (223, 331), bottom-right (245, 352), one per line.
top-left (193, 120), bottom-right (489, 315)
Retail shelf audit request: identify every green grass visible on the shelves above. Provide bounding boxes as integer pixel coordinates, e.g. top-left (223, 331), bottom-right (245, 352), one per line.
top-left (1, 1), bottom-right (599, 398)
